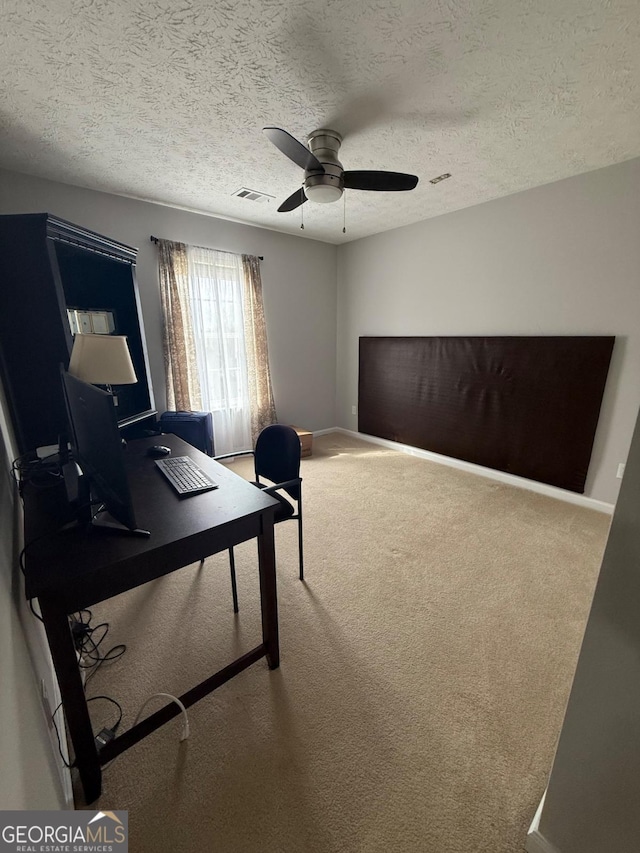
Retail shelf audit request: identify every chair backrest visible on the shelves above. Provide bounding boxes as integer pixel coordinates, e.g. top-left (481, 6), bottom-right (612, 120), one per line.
top-left (254, 425), bottom-right (301, 501)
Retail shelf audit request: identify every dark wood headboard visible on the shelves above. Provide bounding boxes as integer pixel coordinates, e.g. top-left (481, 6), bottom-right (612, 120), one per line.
top-left (358, 336), bottom-right (614, 493)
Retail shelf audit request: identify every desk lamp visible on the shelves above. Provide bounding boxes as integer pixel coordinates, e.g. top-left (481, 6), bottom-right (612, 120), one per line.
top-left (68, 333), bottom-right (137, 406)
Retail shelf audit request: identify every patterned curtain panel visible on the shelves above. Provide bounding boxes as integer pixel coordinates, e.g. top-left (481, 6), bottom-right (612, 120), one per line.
top-left (157, 239), bottom-right (203, 411)
top-left (158, 241), bottom-right (277, 451)
top-left (242, 254), bottom-right (278, 442)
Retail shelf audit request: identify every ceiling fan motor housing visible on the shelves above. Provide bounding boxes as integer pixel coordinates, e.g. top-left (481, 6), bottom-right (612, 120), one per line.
top-left (305, 129), bottom-right (344, 203)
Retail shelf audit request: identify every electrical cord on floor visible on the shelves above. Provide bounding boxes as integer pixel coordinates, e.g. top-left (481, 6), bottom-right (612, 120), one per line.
top-left (69, 609), bottom-right (127, 686)
top-left (51, 695), bottom-right (123, 769)
top-left (133, 693), bottom-right (190, 742)
top-left (88, 695), bottom-right (124, 755)
top-left (48, 611), bottom-right (128, 773)
top-left (93, 692), bottom-right (190, 776)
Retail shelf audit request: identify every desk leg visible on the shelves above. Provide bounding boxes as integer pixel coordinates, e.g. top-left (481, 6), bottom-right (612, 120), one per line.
top-left (39, 597), bottom-right (102, 804)
top-left (257, 512), bottom-right (279, 669)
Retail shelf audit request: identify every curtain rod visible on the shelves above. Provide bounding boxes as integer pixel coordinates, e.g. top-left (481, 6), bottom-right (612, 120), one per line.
top-left (149, 235), bottom-right (263, 260)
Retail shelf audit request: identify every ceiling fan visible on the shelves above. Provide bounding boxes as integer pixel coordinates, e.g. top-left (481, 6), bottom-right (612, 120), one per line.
top-left (263, 127), bottom-right (419, 212)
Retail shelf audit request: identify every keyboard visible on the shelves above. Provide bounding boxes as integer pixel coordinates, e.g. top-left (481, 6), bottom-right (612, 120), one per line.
top-left (154, 456), bottom-right (218, 496)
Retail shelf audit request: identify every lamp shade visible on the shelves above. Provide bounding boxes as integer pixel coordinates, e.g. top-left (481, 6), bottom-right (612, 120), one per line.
top-left (68, 334), bottom-right (137, 385)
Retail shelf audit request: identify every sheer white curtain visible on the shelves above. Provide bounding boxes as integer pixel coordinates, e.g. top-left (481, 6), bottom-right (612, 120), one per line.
top-left (186, 246), bottom-right (252, 454)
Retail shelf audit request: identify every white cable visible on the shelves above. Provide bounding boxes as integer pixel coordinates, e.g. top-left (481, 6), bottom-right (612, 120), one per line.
top-left (133, 692), bottom-right (190, 741)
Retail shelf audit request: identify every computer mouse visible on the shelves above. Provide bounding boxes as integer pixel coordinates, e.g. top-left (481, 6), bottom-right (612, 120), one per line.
top-left (147, 445), bottom-right (171, 458)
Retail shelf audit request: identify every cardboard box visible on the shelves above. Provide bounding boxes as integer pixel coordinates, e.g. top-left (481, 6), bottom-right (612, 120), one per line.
top-left (291, 425), bottom-right (312, 458)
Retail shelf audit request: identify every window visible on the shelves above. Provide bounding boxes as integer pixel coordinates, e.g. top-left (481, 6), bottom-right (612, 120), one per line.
top-left (158, 240), bottom-right (276, 455)
top-left (187, 247), bottom-right (252, 453)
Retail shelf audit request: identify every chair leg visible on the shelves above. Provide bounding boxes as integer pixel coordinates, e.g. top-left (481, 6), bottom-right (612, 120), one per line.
top-left (298, 514), bottom-right (304, 581)
top-left (229, 547), bottom-right (239, 613)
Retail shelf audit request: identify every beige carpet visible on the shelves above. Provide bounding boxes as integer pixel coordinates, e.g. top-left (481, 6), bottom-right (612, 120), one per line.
top-left (79, 432), bottom-right (610, 852)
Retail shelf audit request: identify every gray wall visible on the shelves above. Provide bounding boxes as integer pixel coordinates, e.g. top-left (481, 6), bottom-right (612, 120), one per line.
top-left (0, 168), bottom-right (338, 431)
top-left (536, 401), bottom-right (640, 853)
top-left (0, 397), bottom-right (65, 809)
top-left (336, 157), bottom-right (640, 504)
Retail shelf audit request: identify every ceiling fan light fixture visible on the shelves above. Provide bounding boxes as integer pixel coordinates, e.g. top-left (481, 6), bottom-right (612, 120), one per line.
top-left (304, 183), bottom-right (343, 204)
top-left (263, 125), bottom-right (419, 215)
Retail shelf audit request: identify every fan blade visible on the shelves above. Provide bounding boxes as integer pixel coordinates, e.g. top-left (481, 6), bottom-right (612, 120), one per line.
top-left (263, 127), bottom-right (325, 173)
top-left (278, 187), bottom-right (308, 213)
top-left (343, 171), bottom-right (419, 191)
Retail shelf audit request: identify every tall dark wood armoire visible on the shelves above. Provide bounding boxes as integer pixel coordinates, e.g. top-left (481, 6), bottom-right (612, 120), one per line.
top-left (0, 213), bottom-right (156, 455)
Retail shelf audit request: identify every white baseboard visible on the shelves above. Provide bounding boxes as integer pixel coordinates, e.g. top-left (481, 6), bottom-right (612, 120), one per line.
top-left (314, 428), bottom-right (614, 515)
top-left (526, 792), bottom-right (561, 853)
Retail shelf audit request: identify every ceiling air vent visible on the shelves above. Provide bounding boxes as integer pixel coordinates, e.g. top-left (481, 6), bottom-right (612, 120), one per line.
top-left (232, 187), bottom-right (275, 203)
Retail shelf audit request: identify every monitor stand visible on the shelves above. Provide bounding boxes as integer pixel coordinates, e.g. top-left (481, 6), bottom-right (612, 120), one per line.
top-left (91, 506), bottom-right (150, 538)
top-left (63, 461), bottom-right (150, 537)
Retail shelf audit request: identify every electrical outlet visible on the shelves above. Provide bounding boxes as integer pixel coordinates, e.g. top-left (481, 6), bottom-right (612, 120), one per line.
top-left (40, 678), bottom-right (52, 723)
top-left (617, 463), bottom-right (626, 479)
top-left (352, 405), bottom-right (357, 415)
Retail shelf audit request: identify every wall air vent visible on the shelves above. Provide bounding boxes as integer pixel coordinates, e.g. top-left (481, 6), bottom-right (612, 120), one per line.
top-left (232, 187), bottom-right (275, 203)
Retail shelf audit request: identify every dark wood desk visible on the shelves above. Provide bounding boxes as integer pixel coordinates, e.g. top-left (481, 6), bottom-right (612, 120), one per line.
top-left (23, 434), bottom-right (279, 804)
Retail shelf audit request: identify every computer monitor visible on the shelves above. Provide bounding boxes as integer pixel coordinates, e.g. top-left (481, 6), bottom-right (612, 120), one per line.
top-left (60, 367), bottom-right (147, 535)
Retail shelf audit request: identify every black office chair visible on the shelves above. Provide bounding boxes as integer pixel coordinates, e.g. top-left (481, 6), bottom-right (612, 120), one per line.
top-left (204, 424), bottom-right (304, 612)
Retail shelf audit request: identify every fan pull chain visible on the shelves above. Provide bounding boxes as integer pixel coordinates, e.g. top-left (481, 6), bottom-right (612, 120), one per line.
top-left (300, 196), bottom-right (304, 230)
top-left (343, 190), bottom-right (346, 234)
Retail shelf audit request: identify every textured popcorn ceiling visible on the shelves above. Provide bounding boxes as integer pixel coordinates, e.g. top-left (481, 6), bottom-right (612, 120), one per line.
top-left (1, 0), bottom-right (639, 244)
